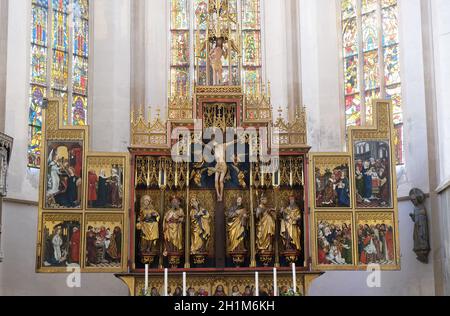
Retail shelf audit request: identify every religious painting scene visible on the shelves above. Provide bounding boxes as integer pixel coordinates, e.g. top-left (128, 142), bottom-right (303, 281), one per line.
top-left (314, 157), bottom-right (351, 208)
top-left (41, 214), bottom-right (82, 268)
top-left (354, 140), bottom-right (392, 208)
top-left (45, 141), bottom-right (83, 209)
top-left (357, 213), bottom-right (396, 266)
top-left (86, 157), bottom-right (125, 210)
top-left (188, 128), bottom-right (251, 198)
top-left (315, 213), bottom-right (353, 266)
top-left (85, 214), bottom-right (123, 269)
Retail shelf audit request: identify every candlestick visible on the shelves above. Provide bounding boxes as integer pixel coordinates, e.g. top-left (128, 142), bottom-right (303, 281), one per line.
top-left (273, 267), bottom-right (278, 297)
top-left (182, 272), bottom-right (187, 297)
top-left (255, 271), bottom-right (259, 297)
top-left (292, 263), bottom-right (297, 294)
top-left (145, 264), bottom-right (149, 295)
top-left (164, 268), bottom-right (169, 297)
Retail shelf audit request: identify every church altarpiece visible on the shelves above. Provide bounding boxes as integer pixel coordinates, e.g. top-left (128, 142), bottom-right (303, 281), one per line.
top-left (35, 97), bottom-right (400, 295)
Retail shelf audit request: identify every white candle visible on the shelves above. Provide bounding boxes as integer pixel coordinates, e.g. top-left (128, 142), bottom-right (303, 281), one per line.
top-left (255, 272), bottom-right (259, 297)
top-left (164, 268), bottom-right (169, 297)
top-left (182, 272), bottom-right (187, 297)
top-left (292, 263), bottom-right (297, 294)
top-left (145, 264), bottom-right (149, 295)
top-left (273, 268), bottom-right (278, 297)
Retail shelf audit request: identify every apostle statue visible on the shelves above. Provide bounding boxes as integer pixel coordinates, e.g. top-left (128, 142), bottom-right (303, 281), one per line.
top-left (409, 188), bottom-right (430, 264)
top-left (163, 196), bottom-right (185, 254)
top-left (226, 196), bottom-right (249, 253)
top-left (190, 196), bottom-right (211, 254)
top-left (280, 195), bottom-right (302, 252)
top-left (255, 194), bottom-right (277, 253)
top-left (136, 195), bottom-right (160, 254)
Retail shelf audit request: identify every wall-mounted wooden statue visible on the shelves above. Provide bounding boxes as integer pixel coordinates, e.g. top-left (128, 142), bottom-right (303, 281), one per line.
top-left (409, 188), bottom-right (430, 264)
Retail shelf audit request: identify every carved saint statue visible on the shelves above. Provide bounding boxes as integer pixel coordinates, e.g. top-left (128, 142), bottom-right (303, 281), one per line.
top-left (255, 194), bottom-right (277, 253)
top-left (226, 196), bottom-right (249, 253)
top-left (409, 188), bottom-right (430, 264)
top-left (190, 197), bottom-right (211, 254)
top-left (280, 195), bottom-right (302, 252)
top-left (163, 196), bottom-right (185, 253)
top-left (209, 37), bottom-right (227, 85)
top-left (136, 195), bottom-right (160, 254)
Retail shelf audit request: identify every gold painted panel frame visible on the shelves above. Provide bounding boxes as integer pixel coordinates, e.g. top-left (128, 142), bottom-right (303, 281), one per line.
top-left (311, 154), bottom-right (353, 210)
top-left (36, 212), bottom-right (83, 273)
top-left (36, 99), bottom-right (130, 273)
top-left (84, 154), bottom-right (129, 212)
top-left (82, 213), bottom-right (127, 273)
top-left (312, 212), bottom-right (355, 270)
top-left (310, 100), bottom-right (400, 271)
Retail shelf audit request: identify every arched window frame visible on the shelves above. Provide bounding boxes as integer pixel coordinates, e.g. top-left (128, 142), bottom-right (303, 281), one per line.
top-left (28, 0), bottom-right (91, 169)
top-left (339, 0), bottom-right (404, 164)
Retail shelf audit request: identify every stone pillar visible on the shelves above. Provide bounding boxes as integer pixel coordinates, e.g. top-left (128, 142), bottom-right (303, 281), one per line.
top-left (0, 133), bottom-right (13, 263)
top-left (0, 0), bottom-right (9, 263)
top-left (284, 0), bottom-right (303, 119)
top-left (0, 0), bottom-right (8, 133)
top-left (131, 0), bottom-right (147, 111)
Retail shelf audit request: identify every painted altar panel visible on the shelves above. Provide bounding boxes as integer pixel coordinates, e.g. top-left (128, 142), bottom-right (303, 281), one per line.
top-left (355, 211), bottom-right (397, 267)
top-left (312, 155), bottom-right (352, 209)
top-left (37, 213), bottom-right (83, 272)
top-left (313, 212), bottom-right (354, 270)
top-left (353, 139), bottom-right (392, 208)
top-left (83, 213), bottom-right (126, 272)
top-left (310, 100), bottom-right (400, 271)
top-left (85, 155), bottom-right (127, 211)
top-left (45, 140), bottom-right (84, 209)
top-left (36, 99), bottom-right (130, 273)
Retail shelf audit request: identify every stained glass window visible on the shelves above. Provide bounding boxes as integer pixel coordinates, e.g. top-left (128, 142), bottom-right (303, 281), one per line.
top-left (28, 0), bottom-right (90, 168)
top-left (170, 0), bottom-right (263, 96)
top-left (341, 0), bottom-right (404, 164)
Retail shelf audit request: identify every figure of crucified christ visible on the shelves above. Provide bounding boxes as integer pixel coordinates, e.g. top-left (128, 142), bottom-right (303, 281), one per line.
top-left (206, 134), bottom-right (237, 202)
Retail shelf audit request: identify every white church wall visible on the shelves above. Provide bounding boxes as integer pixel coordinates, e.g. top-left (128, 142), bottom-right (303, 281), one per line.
top-left (300, 0), bottom-right (342, 152)
top-left (3, 0), bottom-right (40, 202)
top-left (430, 0), bottom-right (450, 296)
top-left (396, 0), bottom-right (431, 198)
top-left (264, 0), bottom-right (289, 121)
top-left (432, 0), bottom-right (450, 186)
top-left (145, 0), bottom-right (169, 119)
top-left (91, 0), bottom-right (131, 152)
